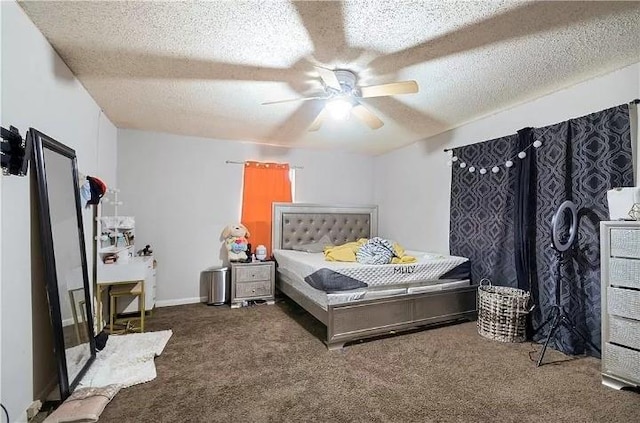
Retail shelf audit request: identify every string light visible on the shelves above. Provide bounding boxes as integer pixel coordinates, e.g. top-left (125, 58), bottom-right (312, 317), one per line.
top-left (446, 131), bottom-right (550, 176)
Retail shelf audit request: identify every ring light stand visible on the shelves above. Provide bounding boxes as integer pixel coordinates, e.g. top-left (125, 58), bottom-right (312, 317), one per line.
top-left (535, 200), bottom-right (601, 367)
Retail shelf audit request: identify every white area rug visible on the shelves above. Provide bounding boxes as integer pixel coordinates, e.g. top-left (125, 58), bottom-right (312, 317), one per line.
top-left (77, 330), bottom-right (172, 389)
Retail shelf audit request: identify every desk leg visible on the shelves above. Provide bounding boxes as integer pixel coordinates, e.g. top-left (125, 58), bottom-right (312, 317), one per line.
top-left (110, 293), bottom-right (115, 333)
top-left (140, 281), bottom-right (145, 333)
top-left (97, 285), bottom-right (105, 333)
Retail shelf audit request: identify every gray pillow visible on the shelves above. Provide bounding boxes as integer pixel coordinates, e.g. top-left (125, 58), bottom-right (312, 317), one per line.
top-left (291, 234), bottom-right (333, 253)
top-left (304, 268), bottom-right (368, 292)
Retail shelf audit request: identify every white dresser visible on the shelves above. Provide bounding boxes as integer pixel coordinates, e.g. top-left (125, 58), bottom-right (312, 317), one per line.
top-left (600, 221), bottom-right (640, 390)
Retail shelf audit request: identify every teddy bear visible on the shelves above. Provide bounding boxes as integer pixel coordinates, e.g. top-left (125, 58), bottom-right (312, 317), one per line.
top-left (222, 223), bottom-right (250, 262)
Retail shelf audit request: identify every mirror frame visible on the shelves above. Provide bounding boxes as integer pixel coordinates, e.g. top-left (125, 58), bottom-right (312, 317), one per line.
top-left (30, 128), bottom-right (96, 400)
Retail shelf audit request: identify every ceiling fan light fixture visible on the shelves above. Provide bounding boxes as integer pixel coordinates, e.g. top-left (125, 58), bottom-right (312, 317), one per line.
top-left (264, 67), bottom-right (417, 131)
top-left (326, 98), bottom-right (353, 121)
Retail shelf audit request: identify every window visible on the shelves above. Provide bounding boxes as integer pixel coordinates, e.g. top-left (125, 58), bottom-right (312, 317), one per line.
top-left (241, 162), bottom-right (292, 257)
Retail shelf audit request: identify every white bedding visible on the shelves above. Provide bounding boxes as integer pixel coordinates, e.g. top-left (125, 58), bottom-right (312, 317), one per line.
top-left (273, 249), bottom-right (468, 286)
top-left (277, 266), bottom-right (366, 307)
top-left (274, 249), bottom-right (470, 308)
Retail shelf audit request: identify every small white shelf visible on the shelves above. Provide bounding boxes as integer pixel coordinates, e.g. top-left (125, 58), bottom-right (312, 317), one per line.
top-left (98, 245), bottom-right (132, 255)
top-left (98, 216), bottom-right (135, 257)
top-left (100, 216), bottom-right (135, 230)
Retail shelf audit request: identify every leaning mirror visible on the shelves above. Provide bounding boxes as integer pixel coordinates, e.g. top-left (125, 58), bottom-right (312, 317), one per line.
top-left (31, 128), bottom-right (96, 400)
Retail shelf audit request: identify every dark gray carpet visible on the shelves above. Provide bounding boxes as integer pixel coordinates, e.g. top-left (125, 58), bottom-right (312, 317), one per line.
top-left (98, 299), bottom-right (640, 423)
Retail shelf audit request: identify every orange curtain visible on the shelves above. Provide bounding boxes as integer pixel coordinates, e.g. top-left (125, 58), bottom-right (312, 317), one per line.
top-left (241, 161), bottom-right (292, 258)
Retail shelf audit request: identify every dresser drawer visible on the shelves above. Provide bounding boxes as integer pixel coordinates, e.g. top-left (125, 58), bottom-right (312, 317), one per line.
top-left (235, 265), bottom-right (272, 282)
top-left (610, 228), bottom-right (640, 259)
top-left (608, 287), bottom-right (640, 321)
top-left (608, 316), bottom-right (640, 350)
top-left (609, 258), bottom-right (640, 289)
top-left (603, 343), bottom-right (640, 384)
top-left (235, 280), bottom-right (272, 299)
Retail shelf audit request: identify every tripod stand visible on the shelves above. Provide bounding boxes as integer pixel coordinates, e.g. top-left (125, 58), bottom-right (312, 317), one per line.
top-left (534, 248), bottom-right (601, 367)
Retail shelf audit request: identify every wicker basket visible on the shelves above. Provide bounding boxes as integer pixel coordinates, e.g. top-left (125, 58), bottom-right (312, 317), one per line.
top-left (477, 279), bottom-right (531, 343)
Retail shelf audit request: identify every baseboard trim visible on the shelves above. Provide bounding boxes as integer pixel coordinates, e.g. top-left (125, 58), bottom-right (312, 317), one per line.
top-left (155, 297), bottom-right (206, 308)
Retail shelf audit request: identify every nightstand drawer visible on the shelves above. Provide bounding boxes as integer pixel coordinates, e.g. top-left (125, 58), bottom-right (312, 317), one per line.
top-left (609, 316), bottom-right (640, 350)
top-left (610, 229), bottom-right (640, 259)
top-left (608, 287), bottom-right (640, 321)
top-left (609, 258), bottom-right (640, 289)
top-left (604, 343), bottom-right (640, 384)
top-left (235, 265), bottom-right (272, 282)
top-left (235, 280), bottom-right (272, 299)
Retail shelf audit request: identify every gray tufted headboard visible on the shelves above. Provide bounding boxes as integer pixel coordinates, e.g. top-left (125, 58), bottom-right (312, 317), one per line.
top-left (272, 203), bottom-right (378, 251)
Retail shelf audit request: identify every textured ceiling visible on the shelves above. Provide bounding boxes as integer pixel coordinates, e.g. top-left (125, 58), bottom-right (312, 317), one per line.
top-left (19, 1), bottom-right (640, 155)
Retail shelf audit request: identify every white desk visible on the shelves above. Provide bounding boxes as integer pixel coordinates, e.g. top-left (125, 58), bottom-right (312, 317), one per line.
top-left (96, 256), bottom-right (156, 331)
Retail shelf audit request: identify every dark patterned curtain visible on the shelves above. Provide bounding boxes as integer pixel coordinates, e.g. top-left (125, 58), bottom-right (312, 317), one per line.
top-left (449, 134), bottom-right (519, 286)
top-left (450, 104), bottom-right (633, 357)
top-left (530, 104), bottom-right (633, 356)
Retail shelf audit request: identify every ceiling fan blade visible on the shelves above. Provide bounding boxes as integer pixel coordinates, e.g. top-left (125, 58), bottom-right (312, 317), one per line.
top-left (367, 97), bottom-right (447, 134)
top-left (315, 66), bottom-right (342, 91)
top-left (308, 109), bottom-right (327, 132)
top-left (359, 81), bottom-right (419, 98)
top-left (262, 96), bottom-right (325, 106)
top-left (369, 2), bottom-right (639, 75)
top-left (294, 2), bottom-right (347, 63)
top-left (266, 101), bottom-right (325, 141)
top-left (352, 104), bottom-right (384, 130)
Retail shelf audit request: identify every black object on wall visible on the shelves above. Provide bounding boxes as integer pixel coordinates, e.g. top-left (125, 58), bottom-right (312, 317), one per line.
top-left (1, 125), bottom-right (32, 176)
top-left (450, 104), bottom-right (633, 357)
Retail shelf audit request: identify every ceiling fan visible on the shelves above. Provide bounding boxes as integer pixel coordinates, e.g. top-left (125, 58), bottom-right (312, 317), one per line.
top-left (262, 67), bottom-right (419, 131)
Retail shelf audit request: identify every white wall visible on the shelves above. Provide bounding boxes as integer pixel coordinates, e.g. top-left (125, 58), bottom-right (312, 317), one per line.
top-left (374, 63), bottom-right (640, 254)
top-left (117, 129), bottom-right (374, 306)
top-left (0, 2), bottom-right (117, 421)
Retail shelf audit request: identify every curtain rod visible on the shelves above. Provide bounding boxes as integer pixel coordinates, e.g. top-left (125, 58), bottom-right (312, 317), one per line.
top-left (443, 99), bottom-right (640, 153)
top-left (225, 160), bottom-right (304, 170)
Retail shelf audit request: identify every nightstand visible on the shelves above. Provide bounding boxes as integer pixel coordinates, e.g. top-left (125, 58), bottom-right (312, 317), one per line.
top-left (230, 261), bottom-right (275, 308)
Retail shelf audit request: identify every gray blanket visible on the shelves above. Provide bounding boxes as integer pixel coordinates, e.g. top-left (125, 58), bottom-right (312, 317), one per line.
top-left (304, 268), bottom-right (368, 292)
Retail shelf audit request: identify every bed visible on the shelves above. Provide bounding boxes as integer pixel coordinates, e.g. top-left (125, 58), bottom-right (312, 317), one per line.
top-left (272, 203), bottom-right (478, 349)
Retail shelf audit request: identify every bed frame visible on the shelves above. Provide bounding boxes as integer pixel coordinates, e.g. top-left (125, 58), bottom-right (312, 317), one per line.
top-left (272, 203), bottom-right (478, 350)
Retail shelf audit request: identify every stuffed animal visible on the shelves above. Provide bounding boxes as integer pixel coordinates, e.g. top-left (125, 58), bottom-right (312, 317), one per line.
top-left (222, 223), bottom-right (250, 262)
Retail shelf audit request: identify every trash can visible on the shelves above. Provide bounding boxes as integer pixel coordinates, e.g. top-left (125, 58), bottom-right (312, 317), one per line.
top-left (202, 267), bottom-right (230, 306)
